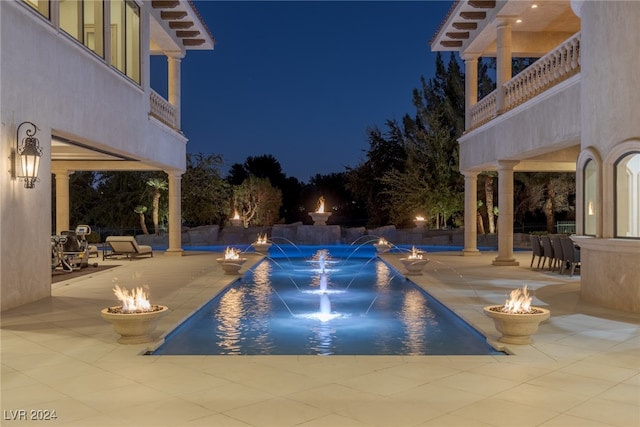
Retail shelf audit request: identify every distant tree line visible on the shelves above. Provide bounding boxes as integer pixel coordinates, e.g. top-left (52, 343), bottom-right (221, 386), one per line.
top-left (58, 54), bottom-right (574, 235)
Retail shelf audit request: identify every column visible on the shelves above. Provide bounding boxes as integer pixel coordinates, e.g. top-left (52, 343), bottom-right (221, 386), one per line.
top-left (463, 54), bottom-right (479, 131)
top-left (493, 160), bottom-right (519, 266)
top-left (53, 170), bottom-right (73, 235)
top-left (462, 171), bottom-right (481, 255)
top-left (495, 17), bottom-right (513, 114)
top-left (165, 172), bottom-right (183, 256)
top-left (167, 53), bottom-right (183, 128)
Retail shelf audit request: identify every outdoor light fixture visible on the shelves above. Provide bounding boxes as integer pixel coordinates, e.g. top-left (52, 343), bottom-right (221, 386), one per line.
top-left (11, 121), bottom-right (42, 189)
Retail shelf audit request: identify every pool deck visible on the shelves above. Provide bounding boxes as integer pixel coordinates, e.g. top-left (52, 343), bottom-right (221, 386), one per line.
top-left (1, 250), bottom-right (638, 426)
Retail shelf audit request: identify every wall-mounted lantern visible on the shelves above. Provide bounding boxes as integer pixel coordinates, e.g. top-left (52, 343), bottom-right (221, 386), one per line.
top-left (11, 121), bottom-right (42, 189)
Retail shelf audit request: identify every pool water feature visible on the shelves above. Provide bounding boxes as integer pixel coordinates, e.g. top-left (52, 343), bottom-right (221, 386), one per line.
top-left (152, 248), bottom-right (504, 356)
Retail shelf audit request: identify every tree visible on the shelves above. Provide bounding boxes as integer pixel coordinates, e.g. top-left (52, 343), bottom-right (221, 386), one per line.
top-left (182, 153), bottom-right (231, 225)
top-left (227, 154), bottom-right (304, 223)
top-left (515, 172), bottom-right (575, 232)
top-left (134, 205), bottom-right (149, 235)
top-left (94, 171), bottom-right (150, 233)
top-left (233, 176), bottom-right (282, 227)
top-left (146, 178), bottom-right (168, 235)
top-left (346, 121), bottom-right (408, 227)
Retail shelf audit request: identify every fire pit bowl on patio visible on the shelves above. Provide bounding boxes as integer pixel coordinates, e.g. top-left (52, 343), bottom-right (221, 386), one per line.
top-left (101, 305), bottom-right (168, 344)
top-left (216, 246), bottom-right (247, 275)
top-left (483, 285), bottom-right (550, 345)
top-left (101, 284), bottom-right (168, 344)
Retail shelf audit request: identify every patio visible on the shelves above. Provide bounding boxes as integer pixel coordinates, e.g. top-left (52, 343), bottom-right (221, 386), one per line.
top-left (1, 250), bottom-right (638, 426)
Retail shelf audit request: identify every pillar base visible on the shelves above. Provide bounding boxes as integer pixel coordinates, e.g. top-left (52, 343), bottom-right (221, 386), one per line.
top-left (462, 249), bottom-right (481, 256)
top-left (164, 249), bottom-right (184, 256)
top-left (492, 257), bottom-right (519, 266)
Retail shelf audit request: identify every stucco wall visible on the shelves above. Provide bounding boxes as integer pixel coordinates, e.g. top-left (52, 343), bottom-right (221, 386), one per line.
top-left (459, 77), bottom-right (581, 171)
top-left (0, 2), bottom-right (186, 310)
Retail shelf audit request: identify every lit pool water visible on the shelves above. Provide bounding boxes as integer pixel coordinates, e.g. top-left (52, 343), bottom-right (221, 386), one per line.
top-left (152, 246), bottom-right (504, 356)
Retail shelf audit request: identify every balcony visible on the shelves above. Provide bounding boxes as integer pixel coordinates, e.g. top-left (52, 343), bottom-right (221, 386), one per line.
top-left (469, 32), bottom-right (581, 131)
top-left (149, 89), bottom-right (177, 129)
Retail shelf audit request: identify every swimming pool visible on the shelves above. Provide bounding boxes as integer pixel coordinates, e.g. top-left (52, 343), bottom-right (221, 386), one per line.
top-left (152, 246), bottom-right (503, 356)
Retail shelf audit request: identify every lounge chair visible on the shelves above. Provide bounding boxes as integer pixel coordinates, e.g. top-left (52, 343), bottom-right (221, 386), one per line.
top-left (103, 236), bottom-right (153, 261)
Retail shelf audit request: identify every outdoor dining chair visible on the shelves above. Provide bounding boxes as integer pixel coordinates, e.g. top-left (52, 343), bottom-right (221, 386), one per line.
top-left (529, 234), bottom-right (544, 269)
top-left (551, 236), bottom-right (565, 273)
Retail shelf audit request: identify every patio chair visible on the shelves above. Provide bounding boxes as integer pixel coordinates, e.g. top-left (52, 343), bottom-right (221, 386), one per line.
top-left (529, 234), bottom-right (544, 269)
top-left (560, 237), bottom-right (581, 276)
top-left (551, 236), bottom-right (565, 273)
top-left (103, 236), bottom-right (153, 261)
top-left (539, 235), bottom-right (555, 270)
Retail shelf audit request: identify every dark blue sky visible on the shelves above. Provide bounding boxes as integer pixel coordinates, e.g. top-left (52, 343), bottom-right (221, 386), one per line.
top-left (155, 1), bottom-right (454, 182)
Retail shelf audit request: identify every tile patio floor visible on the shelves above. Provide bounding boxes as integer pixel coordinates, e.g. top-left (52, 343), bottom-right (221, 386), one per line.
top-left (1, 249), bottom-right (638, 426)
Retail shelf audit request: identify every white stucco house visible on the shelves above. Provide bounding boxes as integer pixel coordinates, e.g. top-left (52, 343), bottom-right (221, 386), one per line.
top-left (431, 0), bottom-right (640, 313)
top-left (1, 0), bottom-right (214, 310)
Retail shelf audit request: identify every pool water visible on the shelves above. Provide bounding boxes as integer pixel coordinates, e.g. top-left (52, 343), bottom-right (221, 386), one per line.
top-left (152, 247), bottom-right (503, 356)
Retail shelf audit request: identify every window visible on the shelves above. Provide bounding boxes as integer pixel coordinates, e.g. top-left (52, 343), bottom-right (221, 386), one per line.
top-left (615, 152), bottom-right (640, 238)
top-left (23, 0), bottom-right (49, 19)
top-left (60, 0), bottom-right (104, 58)
top-left (584, 159), bottom-right (597, 236)
top-left (110, 0), bottom-right (140, 83)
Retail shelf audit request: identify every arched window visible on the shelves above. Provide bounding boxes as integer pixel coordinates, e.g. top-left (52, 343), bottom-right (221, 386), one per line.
top-left (615, 152), bottom-right (640, 238)
top-left (584, 159), bottom-right (597, 236)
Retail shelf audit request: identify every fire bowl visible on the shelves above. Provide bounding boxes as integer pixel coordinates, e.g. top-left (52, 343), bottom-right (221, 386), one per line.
top-left (399, 257), bottom-right (430, 275)
top-left (216, 258), bottom-right (247, 275)
top-left (483, 306), bottom-right (550, 345)
top-left (100, 305), bottom-right (168, 344)
top-left (309, 211), bottom-right (332, 226)
top-left (251, 243), bottom-right (272, 253)
top-left (373, 243), bottom-right (392, 253)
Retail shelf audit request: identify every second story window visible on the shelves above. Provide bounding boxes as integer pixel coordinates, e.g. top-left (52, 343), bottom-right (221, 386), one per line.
top-left (60, 0), bottom-right (104, 58)
top-left (23, 0), bottom-right (50, 19)
top-left (110, 0), bottom-right (140, 84)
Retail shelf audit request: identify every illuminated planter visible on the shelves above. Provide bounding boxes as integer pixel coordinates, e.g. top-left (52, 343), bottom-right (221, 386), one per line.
top-left (483, 306), bottom-right (550, 344)
top-left (101, 305), bottom-right (168, 344)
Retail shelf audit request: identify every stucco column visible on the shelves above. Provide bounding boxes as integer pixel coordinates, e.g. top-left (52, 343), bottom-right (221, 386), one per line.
top-left (493, 160), bottom-right (519, 266)
top-left (167, 53), bottom-right (183, 129)
top-left (495, 17), bottom-right (513, 114)
top-left (462, 171), bottom-right (480, 256)
top-left (165, 172), bottom-right (183, 256)
top-left (463, 54), bottom-right (479, 130)
top-left (53, 170), bottom-right (73, 234)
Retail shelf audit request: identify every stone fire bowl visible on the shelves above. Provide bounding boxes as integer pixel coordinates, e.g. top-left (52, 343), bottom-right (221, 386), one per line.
top-left (399, 257), bottom-right (430, 275)
top-left (251, 243), bottom-right (272, 253)
top-left (483, 306), bottom-right (550, 345)
top-left (373, 243), bottom-right (391, 253)
top-left (100, 305), bottom-right (168, 344)
top-left (216, 258), bottom-right (247, 274)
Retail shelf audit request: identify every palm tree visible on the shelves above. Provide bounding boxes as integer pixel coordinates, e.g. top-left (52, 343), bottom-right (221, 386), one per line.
top-left (146, 178), bottom-right (168, 235)
top-left (134, 205), bottom-right (149, 235)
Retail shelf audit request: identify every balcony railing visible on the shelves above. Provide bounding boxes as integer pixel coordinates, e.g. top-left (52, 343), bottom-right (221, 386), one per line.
top-left (149, 89), bottom-right (177, 129)
top-left (469, 32), bottom-right (581, 130)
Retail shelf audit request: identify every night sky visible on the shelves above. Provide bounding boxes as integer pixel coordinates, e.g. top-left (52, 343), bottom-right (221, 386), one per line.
top-left (152, 1), bottom-right (455, 182)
